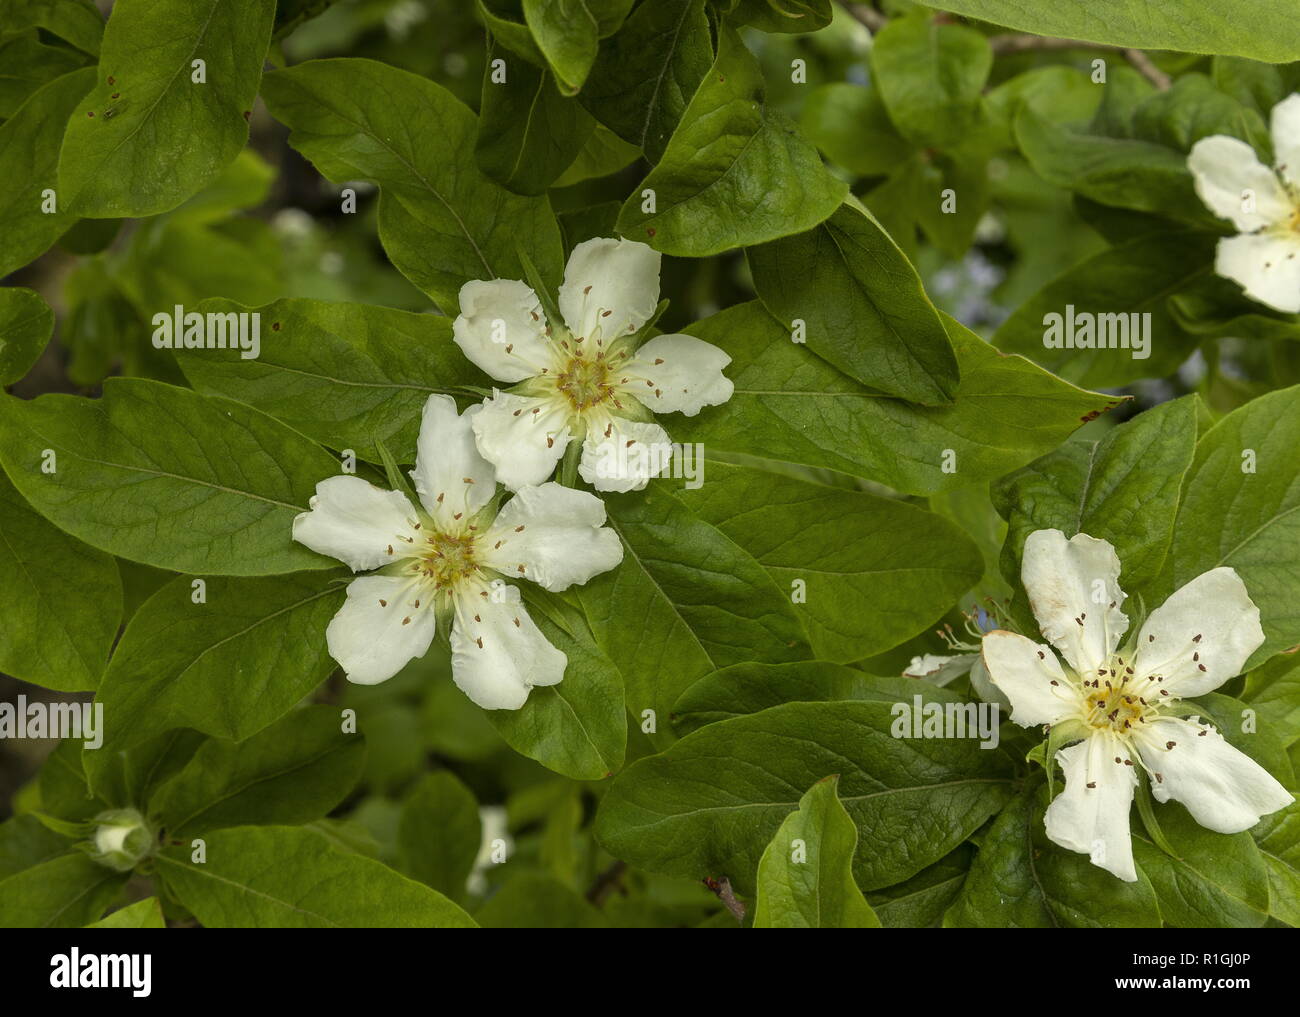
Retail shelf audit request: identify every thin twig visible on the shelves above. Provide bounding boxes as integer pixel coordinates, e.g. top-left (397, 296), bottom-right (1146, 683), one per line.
top-left (586, 860), bottom-right (628, 905)
top-left (703, 877), bottom-right (746, 924)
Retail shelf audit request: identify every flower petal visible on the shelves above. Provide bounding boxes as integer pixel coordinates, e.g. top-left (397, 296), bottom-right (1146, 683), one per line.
top-left (480, 482), bottom-right (623, 592)
top-left (1270, 92), bottom-right (1300, 190)
top-left (292, 475), bottom-right (420, 571)
top-left (468, 391), bottom-right (572, 491)
top-left (1187, 135), bottom-right (1291, 232)
top-left (1044, 733), bottom-right (1139, 882)
top-left (1021, 528), bottom-right (1129, 675)
top-left (1135, 717), bottom-right (1293, 833)
top-left (968, 656), bottom-right (1011, 711)
top-left (1134, 567), bottom-right (1264, 698)
top-left (452, 279), bottom-right (555, 382)
top-left (578, 413), bottom-right (673, 493)
top-left (623, 333), bottom-right (734, 416)
top-left (980, 629), bottom-right (1078, 727)
top-left (326, 576), bottom-right (435, 685)
top-left (902, 653), bottom-right (975, 685)
top-left (411, 394), bottom-right (497, 526)
top-left (450, 581), bottom-right (566, 709)
top-left (1214, 231), bottom-right (1300, 314)
top-left (558, 237), bottom-right (660, 344)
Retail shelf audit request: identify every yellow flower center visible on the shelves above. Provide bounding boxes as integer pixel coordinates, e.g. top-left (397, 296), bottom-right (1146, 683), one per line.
top-left (555, 348), bottom-right (616, 412)
top-left (1077, 654), bottom-right (1163, 735)
top-left (418, 530), bottom-right (480, 591)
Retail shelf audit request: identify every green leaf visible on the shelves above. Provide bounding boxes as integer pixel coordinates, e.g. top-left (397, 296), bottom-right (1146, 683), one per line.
top-left (88, 573), bottom-right (346, 796)
top-left (595, 700), bottom-right (1014, 894)
top-left (729, 0), bottom-right (832, 34)
top-left (748, 202), bottom-right (959, 404)
top-left (149, 706), bottom-right (365, 838)
top-left (994, 395), bottom-right (1199, 599)
top-left (178, 297), bottom-right (485, 463)
top-left (1253, 800), bottom-right (1300, 927)
top-left (0, 814), bottom-right (74, 880)
top-left (1, 0), bottom-right (104, 56)
top-left (0, 853), bottom-right (125, 928)
top-left (261, 57), bottom-right (564, 313)
top-left (476, 42), bottom-right (596, 195)
top-left (0, 32), bottom-right (89, 118)
top-left (475, 873), bottom-right (608, 927)
top-left (944, 784), bottom-right (1161, 927)
top-left (1157, 385), bottom-right (1300, 666)
top-left (578, 484), bottom-right (809, 746)
top-left (0, 467), bottom-right (122, 691)
top-left (615, 25), bottom-right (846, 255)
top-left (674, 462), bottom-right (983, 662)
top-left (397, 771), bottom-right (481, 902)
top-left (578, 0), bottom-right (712, 162)
top-left (674, 302), bottom-right (1118, 495)
top-left (800, 82), bottom-right (913, 178)
top-left (157, 825), bottom-right (477, 927)
top-left (0, 378), bottom-right (341, 575)
top-left (1243, 652), bottom-right (1300, 748)
top-left (56, 0), bottom-right (275, 218)
top-left (520, 0), bottom-right (630, 95)
top-left (86, 896), bottom-right (165, 928)
top-left (925, 0), bottom-right (1300, 63)
top-left (753, 775), bottom-right (881, 928)
top-left (1133, 802), bottom-right (1270, 928)
top-left (870, 11), bottom-right (992, 151)
top-left (0, 68), bottom-right (95, 278)
top-left (867, 845), bottom-right (973, 928)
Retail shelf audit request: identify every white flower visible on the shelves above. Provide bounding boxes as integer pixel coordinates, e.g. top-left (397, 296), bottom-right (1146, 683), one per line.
top-left (292, 395), bottom-right (623, 710)
top-left (981, 528), bottom-right (1293, 882)
top-left (1188, 93), bottom-right (1300, 313)
top-left (452, 237), bottom-right (734, 493)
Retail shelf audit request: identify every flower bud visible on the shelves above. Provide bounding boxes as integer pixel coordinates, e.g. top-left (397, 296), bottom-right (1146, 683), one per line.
top-left (89, 808), bottom-right (154, 872)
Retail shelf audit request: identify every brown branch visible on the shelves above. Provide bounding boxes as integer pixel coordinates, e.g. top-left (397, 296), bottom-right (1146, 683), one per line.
top-left (841, 2), bottom-right (885, 32)
top-left (586, 860), bottom-right (627, 906)
top-left (703, 877), bottom-right (746, 924)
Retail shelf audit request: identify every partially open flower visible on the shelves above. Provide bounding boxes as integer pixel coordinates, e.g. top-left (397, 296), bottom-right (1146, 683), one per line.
top-left (89, 808), bottom-right (154, 872)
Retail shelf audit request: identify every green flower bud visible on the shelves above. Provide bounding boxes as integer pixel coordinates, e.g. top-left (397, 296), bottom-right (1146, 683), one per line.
top-left (89, 808), bottom-right (155, 872)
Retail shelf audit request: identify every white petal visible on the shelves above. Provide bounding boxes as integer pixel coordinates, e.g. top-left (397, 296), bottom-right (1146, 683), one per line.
top-left (326, 576), bottom-right (435, 685)
top-left (578, 413), bottom-right (673, 493)
top-left (1044, 733), bottom-right (1139, 882)
top-left (480, 482), bottom-right (624, 592)
top-left (452, 279), bottom-right (555, 382)
top-left (1135, 718), bottom-right (1293, 833)
top-left (558, 237), bottom-right (660, 344)
top-left (902, 653), bottom-right (975, 685)
top-left (980, 629), bottom-right (1078, 727)
top-left (968, 656), bottom-right (1011, 711)
top-left (411, 394), bottom-right (497, 526)
top-left (449, 581), bottom-right (566, 710)
top-left (1270, 93), bottom-right (1300, 190)
top-left (1214, 231), bottom-right (1300, 314)
top-left (468, 391), bottom-right (572, 492)
top-left (1187, 135), bottom-right (1291, 232)
top-left (1021, 529), bottom-right (1129, 675)
top-left (292, 475), bottom-right (420, 571)
top-left (623, 333), bottom-right (734, 416)
top-left (1134, 567), bottom-right (1265, 698)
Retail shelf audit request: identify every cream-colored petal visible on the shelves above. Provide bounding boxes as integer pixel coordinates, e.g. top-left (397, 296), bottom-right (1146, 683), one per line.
top-left (902, 653), bottom-right (975, 686)
top-left (480, 482), bottom-right (623, 592)
top-left (577, 413), bottom-right (673, 493)
top-left (411, 394), bottom-right (497, 527)
top-left (292, 475), bottom-right (420, 572)
top-left (452, 279), bottom-right (555, 382)
top-left (1044, 733), bottom-right (1139, 882)
top-left (1134, 567), bottom-right (1265, 698)
top-left (1021, 529), bottom-right (1129, 675)
top-left (622, 333), bottom-right (734, 416)
top-left (449, 581), bottom-right (566, 710)
top-left (1214, 231), bottom-right (1300, 314)
top-left (1187, 135), bottom-right (1291, 232)
top-left (326, 575), bottom-right (436, 685)
top-left (980, 629), bottom-right (1078, 728)
top-left (1270, 92), bottom-right (1300, 190)
top-left (468, 391), bottom-right (572, 492)
top-left (558, 237), bottom-right (660, 344)
top-left (1135, 717), bottom-right (1294, 833)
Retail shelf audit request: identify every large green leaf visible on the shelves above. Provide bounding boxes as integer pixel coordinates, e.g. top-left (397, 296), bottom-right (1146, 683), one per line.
top-left (1253, 800), bottom-right (1300, 927)
top-left (397, 771), bottom-right (481, 903)
top-left (149, 706), bottom-right (365, 837)
top-left (0, 468), bottom-right (121, 692)
top-left (927, 0), bottom-right (1300, 63)
top-left (178, 297), bottom-right (485, 462)
top-left (87, 573), bottom-right (345, 796)
top-left (86, 897), bottom-right (166, 928)
top-left (615, 26), bottom-right (845, 255)
top-left (0, 379), bottom-right (340, 575)
top-left (157, 825), bottom-right (477, 927)
top-left (0, 287), bottom-right (53, 386)
top-left (944, 784), bottom-right (1161, 927)
top-left (57, 0), bottom-right (275, 218)
top-left (753, 775), bottom-right (881, 928)
top-left (747, 202), bottom-right (960, 405)
top-left (0, 32), bottom-right (88, 120)
top-left (0, 68), bottom-right (95, 278)
top-left (867, 845), bottom-right (973, 928)
top-left (0, 0), bottom-right (104, 56)
top-left (675, 462), bottom-right (983, 662)
top-left (520, 0), bottom-right (631, 95)
top-left (261, 58), bottom-right (564, 313)
top-left (475, 873), bottom-right (608, 927)
top-left (0, 814), bottom-right (74, 880)
top-left (595, 700), bottom-right (1014, 894)
top-left (0, 854), bottom-right (125, 928)
top-left (674, 302), bottom-right (1117, 495)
